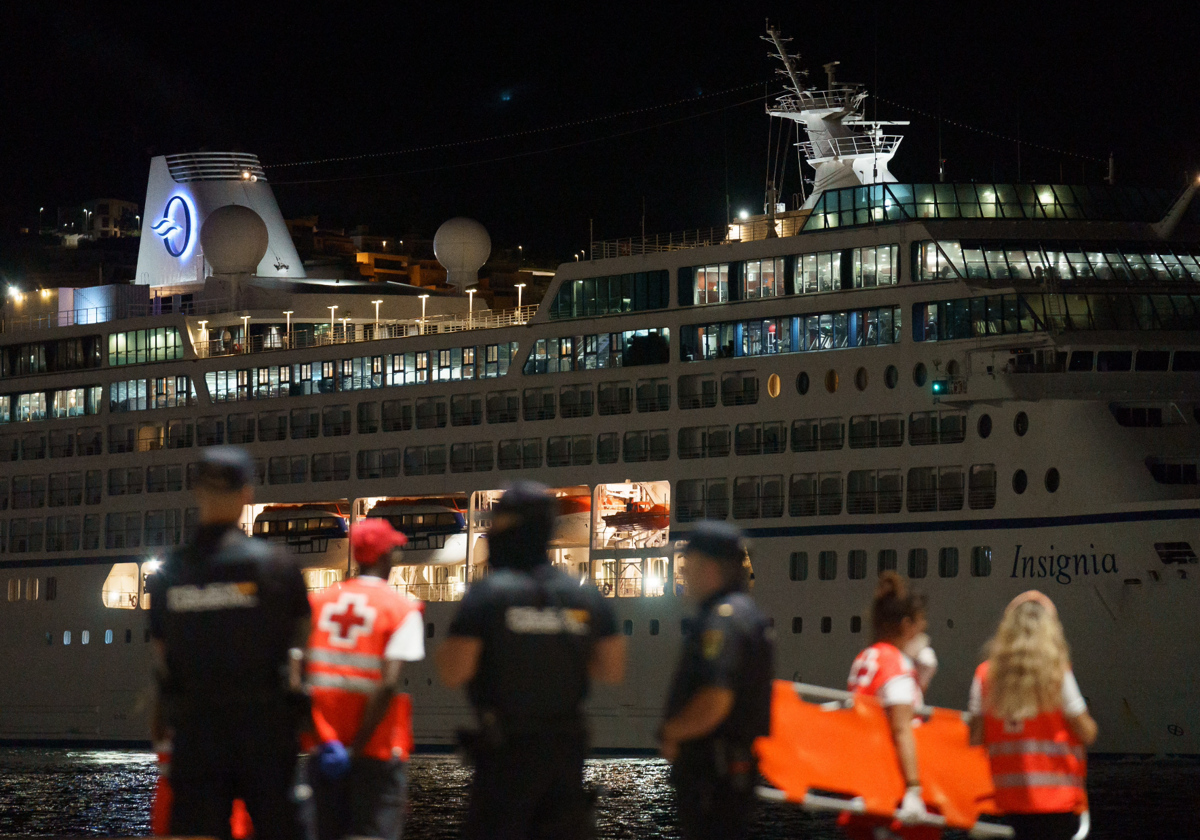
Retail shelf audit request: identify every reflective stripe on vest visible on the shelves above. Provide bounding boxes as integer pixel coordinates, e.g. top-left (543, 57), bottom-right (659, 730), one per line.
top-left (309, 672), bottom-right (381, 695)
top-left (308, 648), bottom-right (384, 672)
top-left (988, 740), bottom-right (1086, 760)
top-left (993, 772), bottom-right (1085, 789)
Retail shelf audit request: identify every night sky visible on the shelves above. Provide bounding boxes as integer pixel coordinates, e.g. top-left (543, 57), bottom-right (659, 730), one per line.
top-left (2, 3), bottom-right (1199, 262)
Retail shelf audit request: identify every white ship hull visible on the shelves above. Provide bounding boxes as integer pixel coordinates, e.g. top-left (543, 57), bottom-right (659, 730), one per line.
top-left (2, 155), bottom-right (1199, 757)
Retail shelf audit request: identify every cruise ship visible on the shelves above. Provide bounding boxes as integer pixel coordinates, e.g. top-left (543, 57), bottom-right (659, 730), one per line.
top-left (1, 33), bottom-right (1198, 756)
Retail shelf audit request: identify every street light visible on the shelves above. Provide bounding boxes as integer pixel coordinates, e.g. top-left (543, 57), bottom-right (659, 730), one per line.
top-left (340, 317), bottom-right (351, 342)
top-left (327, 305), bottom-right (338, 343)
top-left (283, 310), bottom-right (293, 348)
top-left (198, 320), bottom-right (209, 352)
top-left (515, 283), bottom-right (526, 323)
top-left (240, 315), bottom-right (250, 353)
top-left (418, 294), bottom-right (429, 333)
top-left (372, 300), bottom-right (383, 336)
top-left (466, 288), bottom-right (475, 330)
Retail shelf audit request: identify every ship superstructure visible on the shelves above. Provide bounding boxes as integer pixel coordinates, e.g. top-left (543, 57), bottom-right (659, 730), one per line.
top-left (2, 41), bottom-right (1199, 756)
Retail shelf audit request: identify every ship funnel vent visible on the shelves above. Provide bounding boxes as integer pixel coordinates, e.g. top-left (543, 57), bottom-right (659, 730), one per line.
top-left (166, 153), bottom-right (268, 183)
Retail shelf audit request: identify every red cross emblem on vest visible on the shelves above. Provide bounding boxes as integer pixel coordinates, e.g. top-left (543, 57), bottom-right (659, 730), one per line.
top-left (318, 592), bottom-right (377, 648)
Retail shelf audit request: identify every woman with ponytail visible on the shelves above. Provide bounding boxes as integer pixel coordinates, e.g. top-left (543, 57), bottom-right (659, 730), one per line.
top-left (842, 571), bottom-right (937, 836)
top-left (970, 591), bottom-right (1097, 840)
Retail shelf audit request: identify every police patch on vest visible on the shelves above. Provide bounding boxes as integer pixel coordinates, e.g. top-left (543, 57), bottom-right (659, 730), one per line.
top-left (167, 582), bottom-right (259, 611)
top-left (505, 606), bottom-right (591, 635)
top-left (702, 629), bottom-right (724, 659)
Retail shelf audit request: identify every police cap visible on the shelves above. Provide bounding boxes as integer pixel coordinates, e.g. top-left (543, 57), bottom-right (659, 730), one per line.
top-left (685, 520), bottom-right (745, 567)
top-left (196, 446), bottom-right (256, 492)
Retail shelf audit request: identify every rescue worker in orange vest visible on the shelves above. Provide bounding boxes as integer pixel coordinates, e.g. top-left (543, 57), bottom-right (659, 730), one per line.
top-left (969, 591), bottom-right (1098, 840)
top-left (306, 518), bottom-right (426, 840)
top-left (843, 571), bottom-right (939, 839)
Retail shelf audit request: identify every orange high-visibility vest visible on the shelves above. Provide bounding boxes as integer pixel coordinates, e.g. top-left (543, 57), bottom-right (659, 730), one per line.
top-left (308, 577), bottom-right (422, 761)
top-left (976, 662), bottom-right (1086, 814)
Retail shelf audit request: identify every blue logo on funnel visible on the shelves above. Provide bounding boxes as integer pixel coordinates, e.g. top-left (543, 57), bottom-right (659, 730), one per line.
top-left (152, 195), bottom-right (191, 258)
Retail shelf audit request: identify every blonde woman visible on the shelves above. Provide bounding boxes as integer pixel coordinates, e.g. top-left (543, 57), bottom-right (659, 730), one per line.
top-left (970, 591), bottom-right (1098, 840)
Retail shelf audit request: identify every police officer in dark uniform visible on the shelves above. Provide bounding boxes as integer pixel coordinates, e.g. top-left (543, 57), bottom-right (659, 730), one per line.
top-left (659, 521), bottom-right (774, 840)
top-left (147, 447), bottom-right (311, 840)
top-left (436, 481), bottom-right (626, 840)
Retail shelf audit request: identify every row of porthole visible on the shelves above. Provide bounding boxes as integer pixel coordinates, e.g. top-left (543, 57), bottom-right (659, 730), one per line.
top-left (794, 362), bottom-right (956, 396)
top-left (47, 628), bottom-right (147, 645)
top-left (1014, 467), bottom-right (1060, 494)
top-left (796, 367), bottom-right (892, 395)
top-left (977, 411), bottom-right (1030, 439)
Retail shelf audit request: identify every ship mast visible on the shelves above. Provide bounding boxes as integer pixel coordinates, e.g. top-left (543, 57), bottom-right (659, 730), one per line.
top-left (764, 26), bottom-right (908, 209)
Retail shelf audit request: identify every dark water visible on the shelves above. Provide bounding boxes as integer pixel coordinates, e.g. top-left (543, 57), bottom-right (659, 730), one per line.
top-left (0, 749), bottom-right (1197, 839)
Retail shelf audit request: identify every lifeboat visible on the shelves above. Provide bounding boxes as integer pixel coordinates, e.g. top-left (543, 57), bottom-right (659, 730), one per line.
top-left (552, 493), bottom-right (592, 546)
top-left (602, 501), bottom-right (670, 532)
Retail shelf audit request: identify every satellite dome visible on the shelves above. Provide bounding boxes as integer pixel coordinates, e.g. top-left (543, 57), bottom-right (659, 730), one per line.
top-left (434, 217), bottom-right (491, 291)
top-left (200, 204), bottom-right (269, 274)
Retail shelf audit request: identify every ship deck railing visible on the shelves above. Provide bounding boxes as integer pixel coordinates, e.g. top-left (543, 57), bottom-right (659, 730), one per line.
top-left (194, 305), bottom-right (538, 359)
top-left (592, 211), bottom-right (815, 257)
top-left (589, 227), bottom-right (732, 260)
top-left (798, 135), bottom-right (902, 161)
top-left (0, 299), bottom-right (537, 343)
top-left (770, 88), bottom-right (861, 113)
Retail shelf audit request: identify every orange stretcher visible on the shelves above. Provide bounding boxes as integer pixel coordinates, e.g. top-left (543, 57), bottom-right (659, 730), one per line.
top-left (754, 680), bottom-right (1015, 839)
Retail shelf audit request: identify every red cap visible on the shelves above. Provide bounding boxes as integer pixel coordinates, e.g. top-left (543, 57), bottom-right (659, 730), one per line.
top-left (352, 518), bottom-right (408, 566)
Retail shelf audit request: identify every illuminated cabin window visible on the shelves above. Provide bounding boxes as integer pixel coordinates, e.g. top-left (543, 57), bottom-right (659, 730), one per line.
top-left (204, 344), bottom-right (517, 404)
top-left (744, 258), bottom-right (785, 298)
top-left (913, 292), bottom-right (1200, 342)
top-left (688, 264), bottom-right (729, 305)
top-left (101, 562), bottom-right (141, 609)
top-left (109, 377), bottom-right (195, 413)
top-left (915, 240), bottom-right (1200, 283)
top-left (109, 328), bottom-right (183, 366)
top-left (681, 306), bottom-right (901, 362)
top-left (549, 270), bottom-right (669, 319)
top-left (805, 185), bottom-right (1185, 233)
top-left (524, 329), bottom-right (669, 374)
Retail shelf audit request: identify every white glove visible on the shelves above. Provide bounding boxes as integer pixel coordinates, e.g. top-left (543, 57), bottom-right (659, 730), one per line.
top-left (896, 785), bottom-right (930, 825)
top-left (914, 645), bottom-right (938, 692)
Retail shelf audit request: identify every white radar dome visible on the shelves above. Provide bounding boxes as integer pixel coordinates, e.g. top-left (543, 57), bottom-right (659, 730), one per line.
top-left (200, 204), bottom-right (269, 275)
top-left (434, 217), bottom-right (491, 291)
